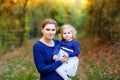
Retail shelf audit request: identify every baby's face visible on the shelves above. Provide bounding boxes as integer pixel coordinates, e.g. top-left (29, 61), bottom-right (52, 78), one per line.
top-left (62, 28), bottom-right (73, 41)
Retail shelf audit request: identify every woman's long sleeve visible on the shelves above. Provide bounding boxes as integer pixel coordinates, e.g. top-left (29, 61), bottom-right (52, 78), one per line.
top-left (33, 43), bottom-right (62, 74)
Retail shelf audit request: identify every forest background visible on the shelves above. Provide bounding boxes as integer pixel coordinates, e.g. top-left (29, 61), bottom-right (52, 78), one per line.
top-left (0, 0), bottom-right (120, 80)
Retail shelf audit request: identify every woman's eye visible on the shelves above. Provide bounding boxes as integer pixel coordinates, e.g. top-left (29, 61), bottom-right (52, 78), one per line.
top-left (46, 29), bottom-right (50, 31)
top-left (52, 29), bottom-right (55, 31)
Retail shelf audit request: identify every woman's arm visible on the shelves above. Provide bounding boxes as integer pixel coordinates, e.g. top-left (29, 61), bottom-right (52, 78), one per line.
top-left (33, 44), bottom-right (62, 74)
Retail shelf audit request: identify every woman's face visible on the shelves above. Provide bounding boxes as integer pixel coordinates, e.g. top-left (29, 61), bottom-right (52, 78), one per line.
top-left (42, 24), bottom-right (56, 40)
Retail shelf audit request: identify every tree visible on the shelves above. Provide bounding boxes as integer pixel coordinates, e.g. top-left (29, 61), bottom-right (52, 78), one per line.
top-left (85, 0), bottom-right (120, 43)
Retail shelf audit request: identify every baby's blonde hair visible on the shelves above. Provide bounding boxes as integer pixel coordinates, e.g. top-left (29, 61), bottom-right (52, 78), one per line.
top-left (60, 24), bottom-right (77, 40)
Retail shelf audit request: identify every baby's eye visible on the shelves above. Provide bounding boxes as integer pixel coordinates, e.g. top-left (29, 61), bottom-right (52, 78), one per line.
top-left (68, 32), bottom-right (71, 34)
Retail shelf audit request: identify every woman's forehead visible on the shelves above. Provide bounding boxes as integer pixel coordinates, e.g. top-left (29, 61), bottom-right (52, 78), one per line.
top-left (45, 24), bottom-right (56, 28)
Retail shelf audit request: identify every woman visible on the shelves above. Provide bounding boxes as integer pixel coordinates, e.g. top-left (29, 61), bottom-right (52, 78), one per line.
top-left (33, 19), bottom-right (68, 80)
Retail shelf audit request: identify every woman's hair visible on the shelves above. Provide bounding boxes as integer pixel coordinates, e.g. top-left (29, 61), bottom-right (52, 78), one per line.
top-left (60, 24), bottom-right (77, 40)
top-left (41, 19), bottom-right (57, 29)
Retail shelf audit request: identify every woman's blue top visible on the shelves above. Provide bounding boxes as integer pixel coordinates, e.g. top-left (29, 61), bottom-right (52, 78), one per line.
top-left (33, 39), bottom-right (63, 80)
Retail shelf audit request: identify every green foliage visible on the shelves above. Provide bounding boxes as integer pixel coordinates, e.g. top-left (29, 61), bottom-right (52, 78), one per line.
top-left (85, 0), bottom-right (120, 43)
top-left (0, 0), bottom-right (30, 54)
top-left (27, 0), bottom-right (89, 38)
top-left (0, 0), bottom-right (89, 54)
top-left (54, 4), bottom-right (68, 25)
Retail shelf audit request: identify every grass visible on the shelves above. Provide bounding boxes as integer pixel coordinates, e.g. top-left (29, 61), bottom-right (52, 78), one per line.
top-left (0, 36), bottom-right (120, 80)
top-left (0, 39), bottom-right (39, 80)
top-left (81, 56), bottom-right (120, 80)
top-left (0, 39), bottom-right (80, 80)
top-left (0, 45), bottom-right (11, 55)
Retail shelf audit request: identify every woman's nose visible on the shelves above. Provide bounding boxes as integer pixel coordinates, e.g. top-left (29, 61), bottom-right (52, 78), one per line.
top-left (49, 30), bottom-right (53, 33)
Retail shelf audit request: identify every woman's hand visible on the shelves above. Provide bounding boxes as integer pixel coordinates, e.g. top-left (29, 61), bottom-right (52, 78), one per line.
top-left (53, 55), bottom-right (58, 61)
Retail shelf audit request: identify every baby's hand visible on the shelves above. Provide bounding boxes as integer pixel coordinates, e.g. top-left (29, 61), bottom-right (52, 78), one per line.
top-left (63, 53), bottom-right (69, 59)
top-left (61, 53), bottom-right (69, 63)
top-left (53, 55), bottom-right (58, 60)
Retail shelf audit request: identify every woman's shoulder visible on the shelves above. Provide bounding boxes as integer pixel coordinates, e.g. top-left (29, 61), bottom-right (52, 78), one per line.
top-left (53, 39), bottom-right (59, 42)
top-left (33, 41), bottom-right (41, 47)
top-left (53, 39), bottom-right (60, 45)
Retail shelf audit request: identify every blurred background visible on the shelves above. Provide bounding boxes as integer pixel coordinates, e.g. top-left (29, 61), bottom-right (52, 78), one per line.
top-left (0, 0), bottom-right (120, 80)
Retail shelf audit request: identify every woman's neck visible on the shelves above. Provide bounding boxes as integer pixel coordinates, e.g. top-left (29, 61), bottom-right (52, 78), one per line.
top-left (40, 37), bottom-right (54, 46)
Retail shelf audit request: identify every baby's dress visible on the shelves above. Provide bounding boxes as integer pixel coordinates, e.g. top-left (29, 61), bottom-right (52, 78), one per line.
top-left (57, 47), bottom-right (79, 76)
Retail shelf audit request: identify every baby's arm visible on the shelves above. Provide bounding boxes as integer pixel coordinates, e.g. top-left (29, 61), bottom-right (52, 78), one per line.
top-left (53, 43), bottom-right (61, 60)
top-left (69, 41), bottom-right (80, 57)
